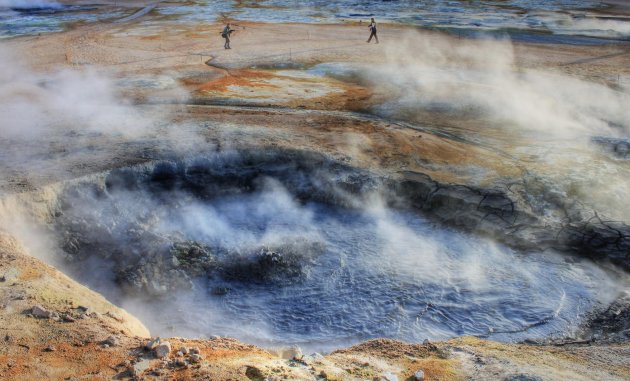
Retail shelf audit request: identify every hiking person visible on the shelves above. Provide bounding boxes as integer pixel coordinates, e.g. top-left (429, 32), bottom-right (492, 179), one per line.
top-left (367, 17), bottom-right (378, 43)
top-left (221, 23), bottom-right (233, 49)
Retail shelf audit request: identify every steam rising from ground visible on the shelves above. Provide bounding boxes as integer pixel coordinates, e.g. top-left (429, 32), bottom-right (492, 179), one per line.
top-left (0, 21), bottom-right (628, 352)
top-left (321, 32), bottom-right (630, 220)
top-left (42, 164), bottom-right (618, 352)
top-left (369, 33), bottom-right (630, 138)
top-left (0, 45), bottom-right (157, 140)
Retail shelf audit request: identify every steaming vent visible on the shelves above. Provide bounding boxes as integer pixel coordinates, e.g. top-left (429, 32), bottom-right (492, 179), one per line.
top-left (51, 149), bottom-right (615, 350)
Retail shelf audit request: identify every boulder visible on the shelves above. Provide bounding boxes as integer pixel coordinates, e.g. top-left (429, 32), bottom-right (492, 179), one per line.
top-left (154, 341), bottom-right (172, 359)
top-left (104, 335), bottom-right (120, 347)
top-left (31, 305), bottom-right (51, 318)
top-left (145, 337), bottom-right (161, 350)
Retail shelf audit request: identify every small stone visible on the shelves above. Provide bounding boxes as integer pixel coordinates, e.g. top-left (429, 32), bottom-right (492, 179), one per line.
top-left (50, 312), bottom-right (60, 321)
top-left (154, 341), bottom-right (172, 359)
top-left (77, 306), bottom-right (89, 314)
top-left (422, 339), bottom-right (430, 345)
top-left (190, 346), bottom-right (200, 354)
top-left (62, 314), bottom-right (76, 322)
top-left (504, 375), bottom-right (543, 381)
top-left (1, 268), bottom-right (19, 283)
top-left (104, 336), bottom-right (120, 347)
top-left (381, 372), bottom-right (398, 381)
top-left (245, 366), bottom-right (264, 380)
top-left (175, 358), bottom-right (187, 367)
top-left (102, 344), bottom-right (110, 349)
top-left (190, 353), bottom-right (202, 363)
top-left (179, 346), bottom-right (189, 355)
top-left (44, 345), bottom-right (56, 352)
top-left (145, 337), bottom-right (161, 350)
top-left (31, 305), bottom-right (51, 318)
top-left (414, 370), bottom-right (425, 381)
top-left (319, 370), bottom-right (328, 379)
top-left (176, 351), bottom-right (183, 357)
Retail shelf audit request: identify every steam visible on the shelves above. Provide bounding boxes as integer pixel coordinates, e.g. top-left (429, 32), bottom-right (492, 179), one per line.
top-left (366, 33), bottom-right (630, 138)
top-left (332, 31), bottom-right (630, 220)
top-left (546, 15), bottom-right (630, 39)
top-left (0, 45), bottom-right (158, 140)
top-left (28, 162), bottom-right (618, 351)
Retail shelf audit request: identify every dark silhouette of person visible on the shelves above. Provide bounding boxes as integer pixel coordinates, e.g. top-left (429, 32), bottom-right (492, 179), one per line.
top-left (367, 17), bottom-right (378, 43)
top-left (221, 23), bottom-right (233, 49)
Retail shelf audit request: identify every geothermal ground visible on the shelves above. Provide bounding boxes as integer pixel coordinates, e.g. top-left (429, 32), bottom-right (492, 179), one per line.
top-left (1, 0), bottom-right (630, 380)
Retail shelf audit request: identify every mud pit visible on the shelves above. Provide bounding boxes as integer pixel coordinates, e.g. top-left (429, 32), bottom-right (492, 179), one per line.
top-left (45, 150), bottom-right (617, 352)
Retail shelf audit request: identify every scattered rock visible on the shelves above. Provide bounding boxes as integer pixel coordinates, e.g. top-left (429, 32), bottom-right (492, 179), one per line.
top-left (179, 346), bottom-right (189, 355)
top-left (174, 358), bottom-right (187, 367)
top-left (43, 345), bottom-right (56, 352)
top-left (381, 372), bottom-right (398, 381)
top-left (132, 358), bottom-right (152, 377)
top-left (1, 268), bottom-right (19, 283)
top-left (145, 337), bottom-right (161, 350)
top-left (154, 341), bottom-right (171, 359)
top-left (103, 335), bottom-right (120, 347)
top-left (50, 312), bottom-right (60, 321)
top-left (61, 314), bottom-right (76, 322)
top-left (190, 353), bottom-right (202, 363)
top-left (318, 370), bottom-right (328, 379)
top-left (31, 305), bottom-right (51, 318)
top-left (190, 346), bottom-right (200, 354)
top-left (504, 375), bottom-right (543, 381)
top-left (414, 370), bottom-right (425, 381)
top-left (76, 306), bottom-right (89, 314)
top-left (245, 365), bottom-right (265, 380)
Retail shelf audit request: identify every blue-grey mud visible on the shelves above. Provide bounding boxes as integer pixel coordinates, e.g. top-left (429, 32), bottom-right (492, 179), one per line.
top-left (52, 154), bottom-right (617, 352)
top-left (0, 0), bottom-right (629, 380)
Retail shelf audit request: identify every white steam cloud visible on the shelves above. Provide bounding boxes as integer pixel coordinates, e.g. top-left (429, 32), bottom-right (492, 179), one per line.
top-left (371, 33), bottom-right (630, 138)
top-left (0, 45), bottom-right (157, 140)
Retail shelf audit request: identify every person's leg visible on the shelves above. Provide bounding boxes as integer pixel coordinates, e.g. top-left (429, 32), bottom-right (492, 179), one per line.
top-left (375, 32), bottom-right (379, 44)
top-left (367, 30), bottom-right (374, 42)
top-left (227, 35), bottom-right (231, 49)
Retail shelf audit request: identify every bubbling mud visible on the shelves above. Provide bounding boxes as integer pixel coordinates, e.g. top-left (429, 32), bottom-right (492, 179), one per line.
top-left (49, 151), bottom-right (617, 352)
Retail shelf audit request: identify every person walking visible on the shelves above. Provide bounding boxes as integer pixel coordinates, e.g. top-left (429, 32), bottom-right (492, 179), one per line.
top-left (221, 23), bottom-right (233, 49)
top-left (367, 17), bottom-right (378, 44)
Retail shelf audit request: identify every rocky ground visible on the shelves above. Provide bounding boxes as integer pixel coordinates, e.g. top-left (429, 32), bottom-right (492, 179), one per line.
top-left (1, 1), bottom-right (630, 380)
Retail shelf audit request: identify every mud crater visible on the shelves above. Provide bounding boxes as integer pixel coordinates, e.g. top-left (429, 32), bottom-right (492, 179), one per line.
top-left (49, 149), bottom-right (622, 349)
